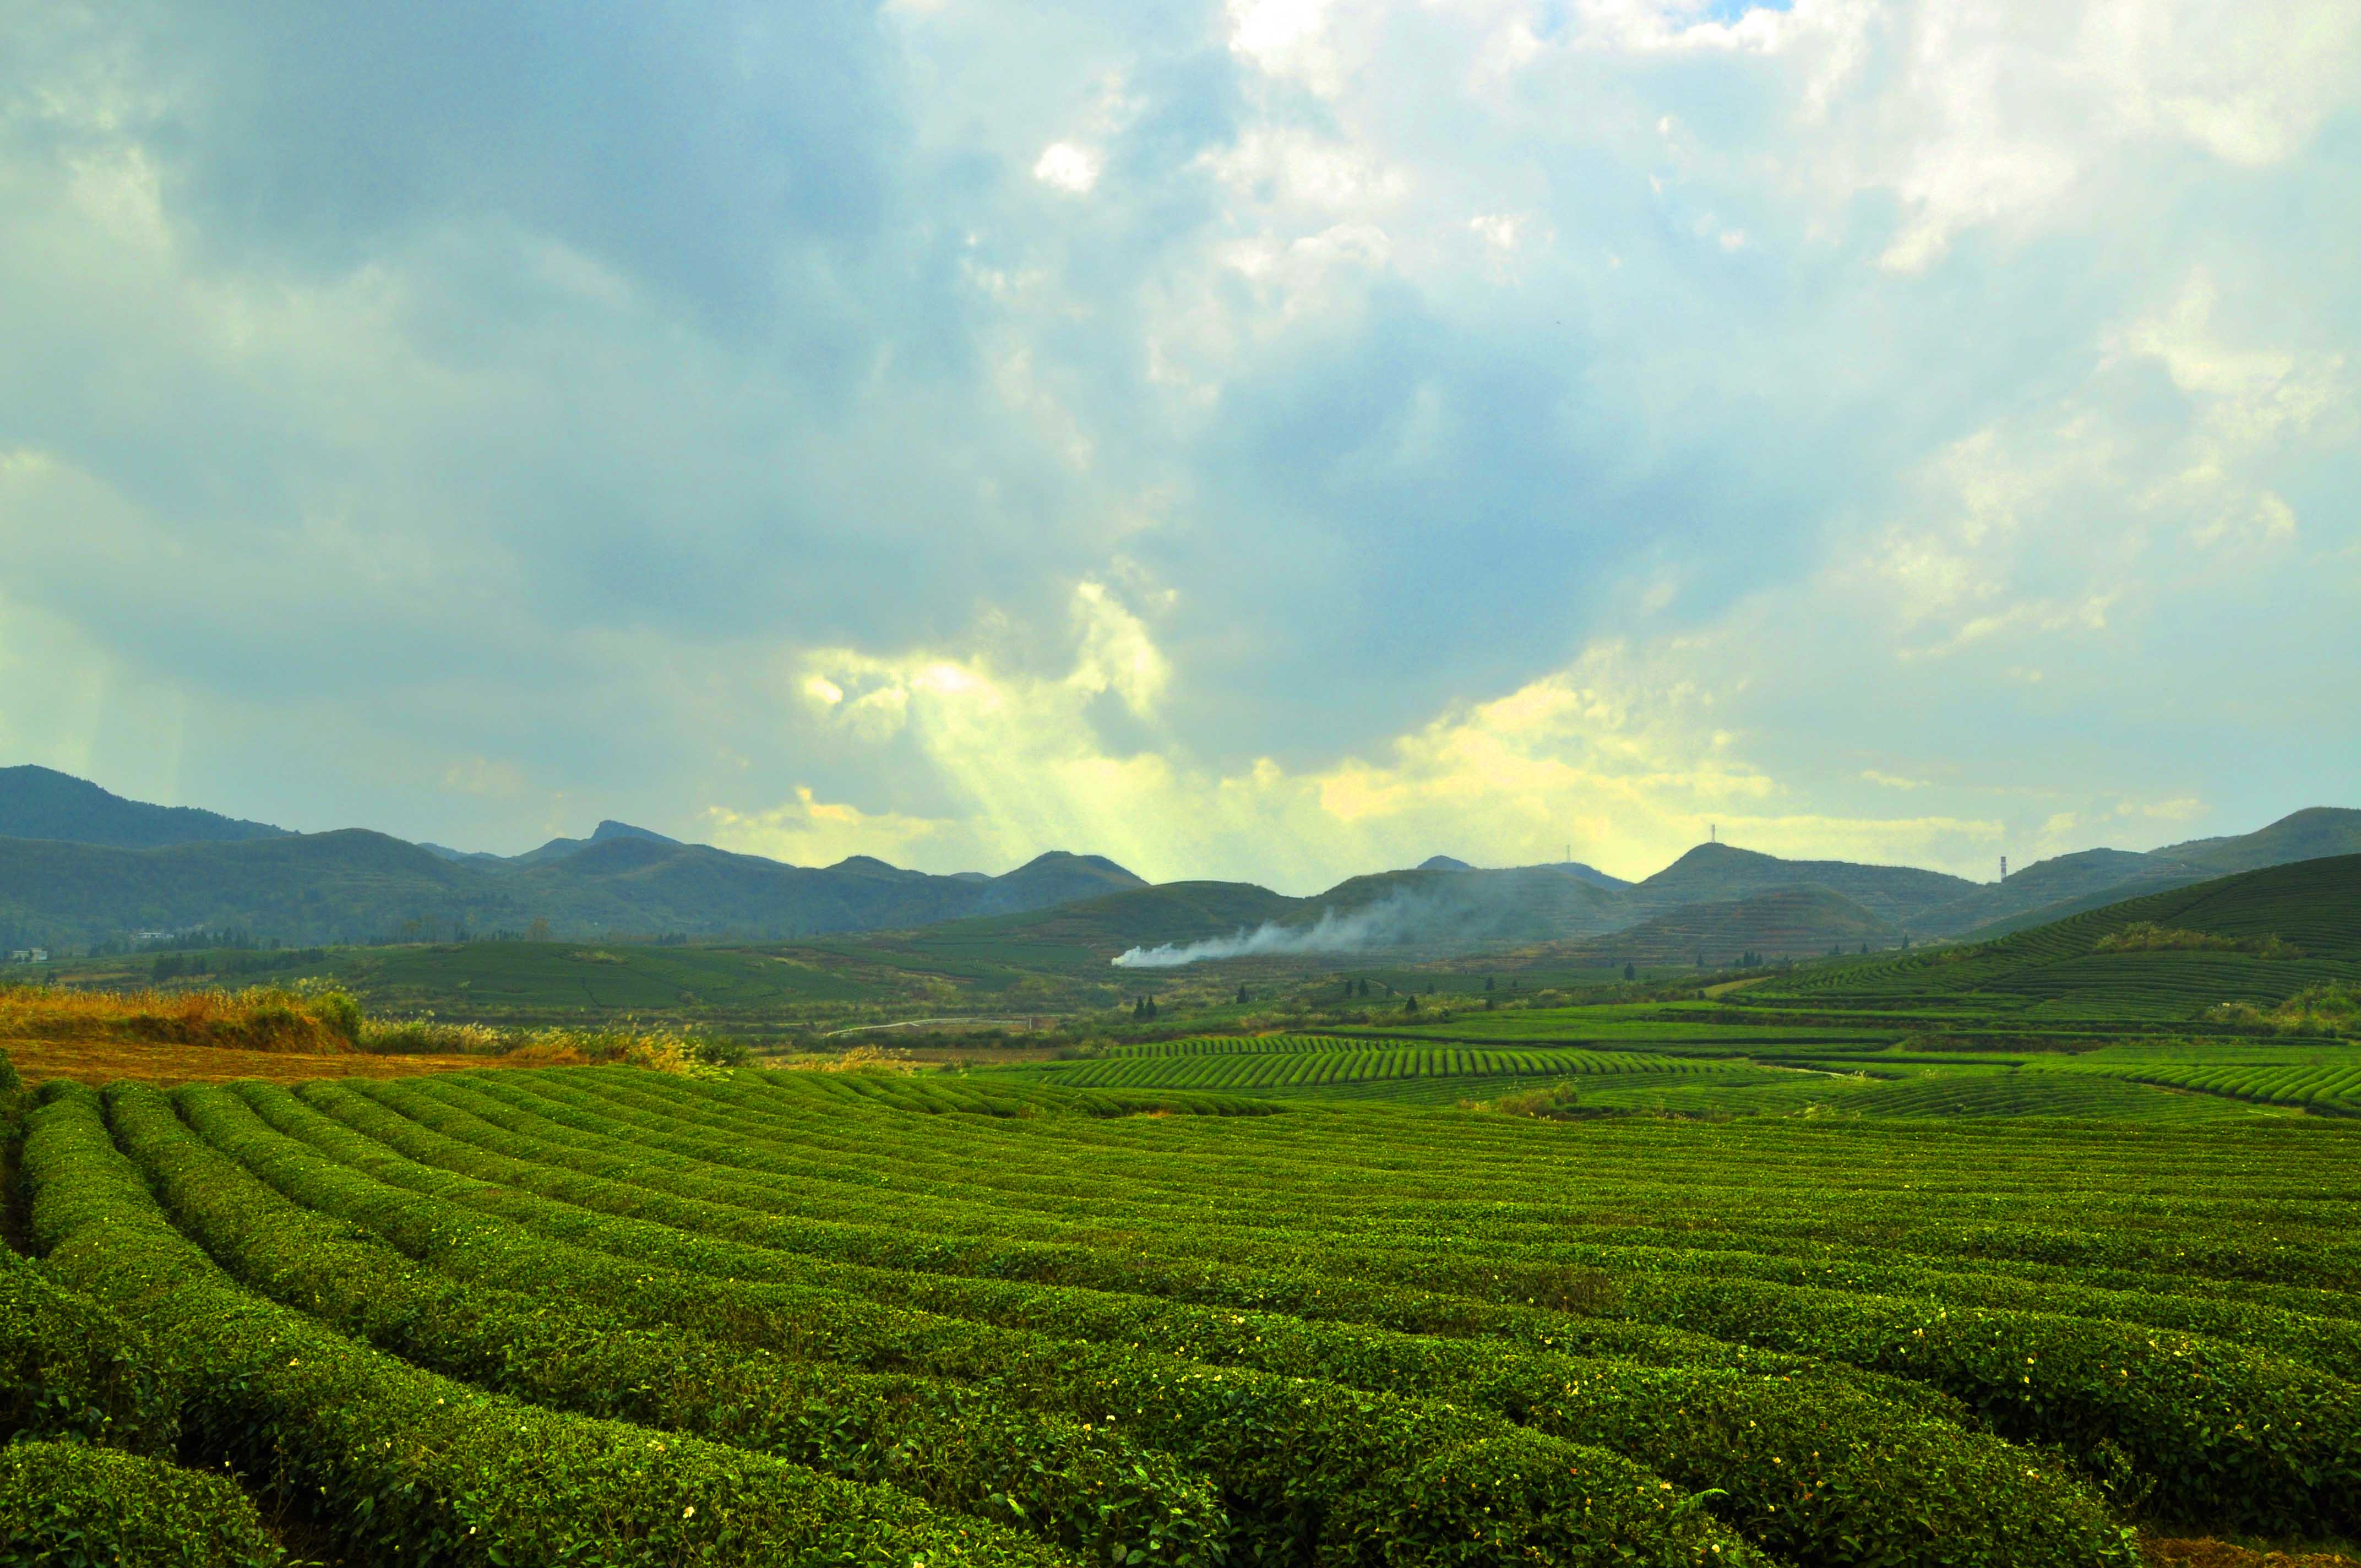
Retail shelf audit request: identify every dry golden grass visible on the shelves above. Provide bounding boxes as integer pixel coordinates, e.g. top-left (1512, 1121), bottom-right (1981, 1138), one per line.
top-left (0, 983), bottom-right (352, 1054)
top-left (0, 984), bottom-right (742, 1086)
top-left (766, 1043), bottom-right (919, 1074)
top-left (0, 1035), bottom-right (508, 1087)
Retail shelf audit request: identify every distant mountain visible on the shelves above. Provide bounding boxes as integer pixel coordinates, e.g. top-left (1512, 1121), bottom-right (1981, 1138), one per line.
top-left (1306, 866), bottom-right (1634, 949)
top-left (1918, 848), bottom-right (2206, 938)
top-left (2154, 808), bottom-right (2361, 874)
top-left (971, 852), bottom-right (1146, 914)
top-left (4, 764), bottom-right (2349, 966)
top-left (509, 819), bottom-right (682, 867)
top-left (0, 771), bottom-right (1149, 948)
top-left (926, 880), bottom-right (1305, 957)
top-left (1630, 843), bottom-right (1976, 930)
top-left (0, 765), bottom-right (287, 849)
top-left (1538, 886), bottom-right (1898, 968)
top-left (1536, 859), bottom-right (1633, 892)
top-left (1415, 854), bottom-right (1631, 891)
top-left (1767, 854), bottom-right (2361, 1019)
top-left (1917, 809), bottom-right (2361, 938)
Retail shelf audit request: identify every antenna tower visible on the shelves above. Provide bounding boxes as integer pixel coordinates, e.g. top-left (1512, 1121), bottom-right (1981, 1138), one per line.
top-left (1999, 856), bottom-right (2008, 881)
top-left (1710, 824), bottom-right (1716, 844)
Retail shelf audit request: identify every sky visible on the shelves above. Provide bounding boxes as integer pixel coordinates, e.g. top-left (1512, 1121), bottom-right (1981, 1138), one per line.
top-left (1, 0), bottom-right (2355, 892)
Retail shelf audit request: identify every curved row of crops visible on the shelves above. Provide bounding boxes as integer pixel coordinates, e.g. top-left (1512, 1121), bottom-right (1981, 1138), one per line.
top-left (1042, 1044), bottom-right (1715, 1092)
top-left (10, 1060), bottom-right (2361, 1565)
top-left (2091, 1058), bottom-right (2361, 1116)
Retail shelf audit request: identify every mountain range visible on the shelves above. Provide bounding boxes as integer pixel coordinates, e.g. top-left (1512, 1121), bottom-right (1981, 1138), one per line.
top-left (1, 764), bottom-right (2354, 961)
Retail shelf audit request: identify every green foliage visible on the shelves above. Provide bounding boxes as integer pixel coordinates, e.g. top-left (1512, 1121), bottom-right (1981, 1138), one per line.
top-left (162, 1079), bottom-right (1766, 1568)
top-left (308, 987), bottom-right (362, 1043)
top-left (111, 1080), bottom-right (1227, 1568)
top-left (20, 1084), bottom-right (1078, 1568)
top-left (0, 1048), bottom-right (18, 1094)
top-left (1, 1246), bottom-right (178, 1455)
top-left (200, 1069), bottom-right (2142, 1566)
top-left (0, 1440), bottom-right (286, 1568)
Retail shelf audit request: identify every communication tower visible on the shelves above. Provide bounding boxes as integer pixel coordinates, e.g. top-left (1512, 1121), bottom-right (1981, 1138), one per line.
top-left (1999, 856), bottom-right (2008, 881)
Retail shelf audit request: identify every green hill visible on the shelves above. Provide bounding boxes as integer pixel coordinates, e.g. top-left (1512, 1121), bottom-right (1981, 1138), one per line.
top-left (1751, 854), bottom-right (2361, 1021)
top-left (1528, 885), bottom-right (1898, 968)
top-left (1629, 843), bottom-right (1975, 929)
top-left (0, 764), bottom-right (287, 848)
top-left (2155, 807), bottom-right (2361, 873)
top-left (0, 827), bottom-right (1147, 949)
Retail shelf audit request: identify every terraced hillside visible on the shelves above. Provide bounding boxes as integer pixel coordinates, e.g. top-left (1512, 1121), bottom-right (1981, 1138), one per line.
top-left (12, 1064), bottom-right (2361, 1566)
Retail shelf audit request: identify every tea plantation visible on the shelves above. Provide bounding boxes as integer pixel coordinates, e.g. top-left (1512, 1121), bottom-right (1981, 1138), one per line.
top-left (4, 1047), bottom-right (2359, 1566)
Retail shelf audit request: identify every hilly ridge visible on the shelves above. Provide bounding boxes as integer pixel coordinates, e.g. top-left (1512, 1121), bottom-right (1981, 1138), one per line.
top-left (0, 765), bottom-right (289, 849)
top-left (1, 764), bottom-right (2352, 962)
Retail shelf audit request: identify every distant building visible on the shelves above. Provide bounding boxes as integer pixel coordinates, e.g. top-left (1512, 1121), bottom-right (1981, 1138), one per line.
top-left (7, 948), bottom-right (47, 963)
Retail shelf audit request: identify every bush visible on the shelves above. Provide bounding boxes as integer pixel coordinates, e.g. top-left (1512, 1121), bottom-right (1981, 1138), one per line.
top-left (0, 1048), bottom-right (18, 1095)
top-left (1, 1248), bottom-right (178, 1455)
top-left (118, 1082), bottom-right (1228, 1568)
top-left (0, 1440), bottom-right (286, 1568)
top-left (21, 1084), bottom-right (1078, 1568)
top-left (309, 989), bottom-right (362, 1044)
top-left (195, 1081), bottom-right (1769, 1568)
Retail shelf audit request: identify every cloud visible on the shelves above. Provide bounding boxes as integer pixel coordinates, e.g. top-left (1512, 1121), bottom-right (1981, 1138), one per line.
top-left (0, 0), bottom-right (2353, 881)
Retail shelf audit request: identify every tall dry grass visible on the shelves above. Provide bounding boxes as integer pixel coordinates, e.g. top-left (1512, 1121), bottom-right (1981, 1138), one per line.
top-left (357, 1012), bottom-right (748, 1075)
top-left (0, 983), bottom-right (356, 1054)
top-left (0, 984), bottom-right (749, 1077)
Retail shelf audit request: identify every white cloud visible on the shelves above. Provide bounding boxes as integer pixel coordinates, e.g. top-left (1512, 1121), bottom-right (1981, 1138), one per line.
top-left (0, 0), bottom-right (2353, 880)
top-left (1032, 140), bottom-right (1102, 194)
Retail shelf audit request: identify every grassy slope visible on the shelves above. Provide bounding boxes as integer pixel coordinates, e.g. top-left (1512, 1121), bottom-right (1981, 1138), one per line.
top-left (1750, 854), bottom-right (2361, 1020)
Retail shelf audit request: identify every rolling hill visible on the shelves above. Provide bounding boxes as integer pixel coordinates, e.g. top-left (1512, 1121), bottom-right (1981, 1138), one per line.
top-left (1527, 886), bottom-right (1899, 968)
top-left (4, 765), bottom-right (2353, 971)
top-left (0, 823), bottom-right (1147, 949)
top-left (1627, 843), bottom-right (1976, 929)
top-left (0, 765), bottom-right (288, 848)
top-left (1751, 853), bottom-right (2361, 1020)
top-left (1916, 809), bottom-right (2361, 938)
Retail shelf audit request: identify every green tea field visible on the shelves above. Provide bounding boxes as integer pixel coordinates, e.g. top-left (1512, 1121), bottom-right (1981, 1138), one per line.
top-left (6, 1054), bottom-right (2360, 1566)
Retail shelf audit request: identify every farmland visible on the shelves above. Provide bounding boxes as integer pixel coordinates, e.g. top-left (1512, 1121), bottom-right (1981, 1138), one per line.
top-left (7, 1058), bottom-right (2361, 1566)
top-left (4, 856), bottom-right (2360, 1566)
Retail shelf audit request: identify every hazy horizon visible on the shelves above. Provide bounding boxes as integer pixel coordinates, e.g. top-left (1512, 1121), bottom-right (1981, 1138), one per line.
top-left (2, 1), bottom-right (2353, 890)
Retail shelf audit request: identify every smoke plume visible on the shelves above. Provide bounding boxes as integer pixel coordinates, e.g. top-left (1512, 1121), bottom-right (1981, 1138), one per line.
top-left (1113, 888), bottom-right (1459, 968)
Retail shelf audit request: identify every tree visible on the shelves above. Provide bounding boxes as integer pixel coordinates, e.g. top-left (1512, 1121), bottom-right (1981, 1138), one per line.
top-left (526, 916), bottom-right (553, 943)
top-left (1623, 962), bottom-right (1636, 982)
top-left (1144, 995), bottom-right (1158, 1019)
top-left (1404, 992), bottom-right (1420, 1014)
top-left (1236, 984), bottom-right (1249, 1005)
top-left (1484, 976), bottom-right (1495, 992)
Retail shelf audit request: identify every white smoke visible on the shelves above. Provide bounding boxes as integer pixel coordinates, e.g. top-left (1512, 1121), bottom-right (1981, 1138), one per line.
top-left (1112, 890), bottom-right (1443, 968)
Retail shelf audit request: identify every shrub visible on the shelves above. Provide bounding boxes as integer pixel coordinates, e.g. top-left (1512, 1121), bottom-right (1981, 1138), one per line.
top-left (1, 1247), bottom-right (179, 1455)
top-left (2095, 923), bottom-right (2302, 958)
top-left (21, 1084), bottom-right (1079, 1568)
top-left (0, 1440), bottom-right (286, 1568)
top-left (118, 1082), bottom-right (1229, 1568)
